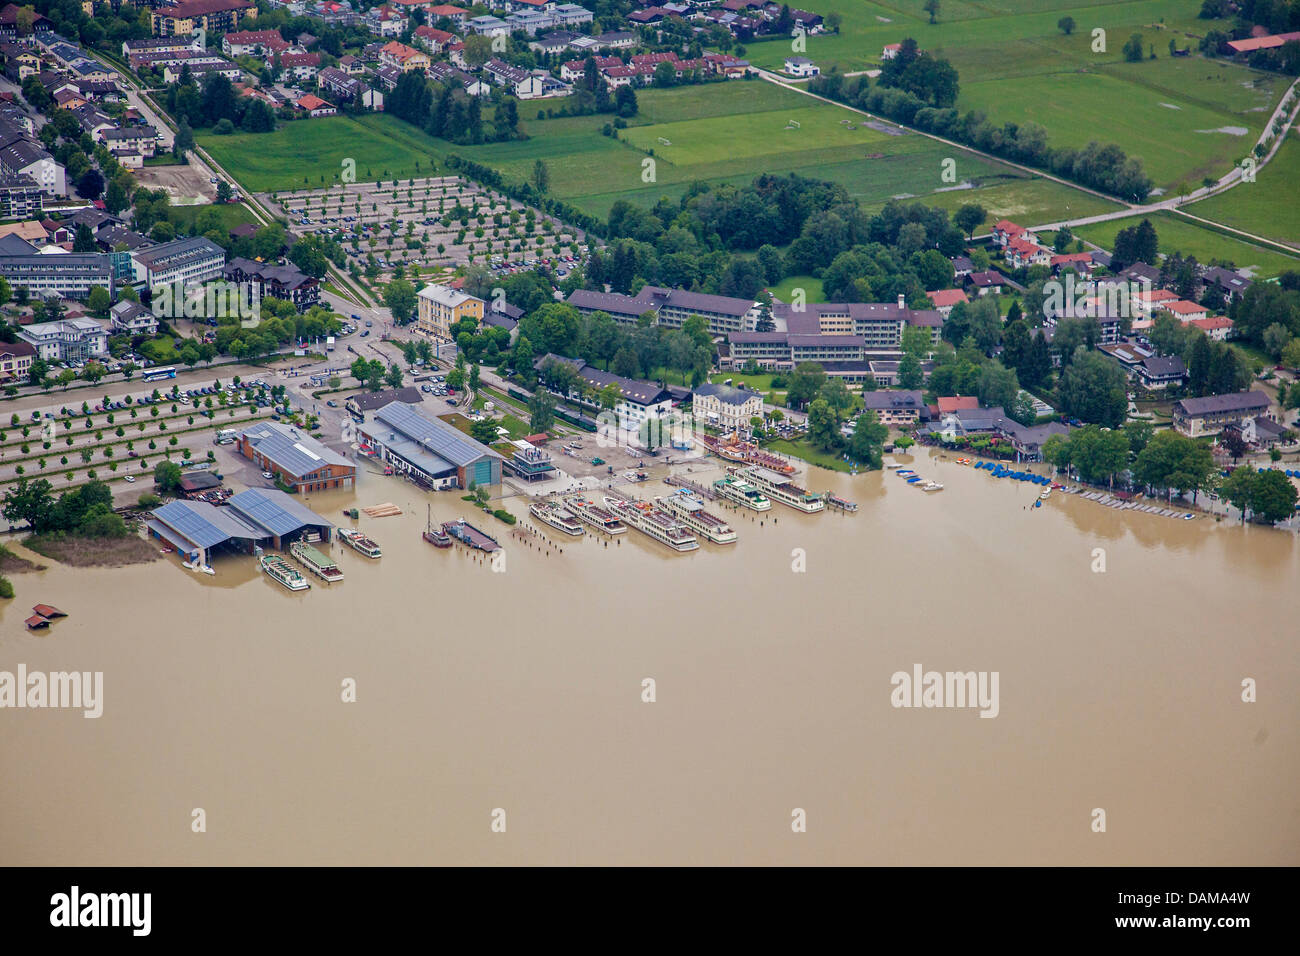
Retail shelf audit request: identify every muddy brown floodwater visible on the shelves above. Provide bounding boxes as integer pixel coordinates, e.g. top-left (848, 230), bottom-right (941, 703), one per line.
top-left (1, 449), bottom-right (1297, 865)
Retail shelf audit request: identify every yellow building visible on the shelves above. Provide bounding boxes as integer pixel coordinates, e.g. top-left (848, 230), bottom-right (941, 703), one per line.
top-left (416, 284), bottom-right (483, 341)
top-left (152, 0), bottom-right (253, 37)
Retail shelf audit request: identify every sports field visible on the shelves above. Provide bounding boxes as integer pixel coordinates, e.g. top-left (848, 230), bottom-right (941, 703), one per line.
top-left (1186, 129), bottom-right (1300, 249)
top-left (746, 0), bottom-right (1288, 191)
top-left (1072, 210), bottom-right (1300, 277)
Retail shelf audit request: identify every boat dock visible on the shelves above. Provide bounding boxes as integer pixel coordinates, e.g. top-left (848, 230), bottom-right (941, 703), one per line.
top-left (663, 474), bottom-right (719, 500)
top-left (443, 519), bottom-right (501, 552)
top-left (289, 541), bottom-right (344, 582)
top-left (825, 494), bottom-right (858, 512)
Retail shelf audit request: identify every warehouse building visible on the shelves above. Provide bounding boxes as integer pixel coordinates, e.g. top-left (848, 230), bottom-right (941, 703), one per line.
top-left (359, 401), bottom-right (502, 490)
top-left (236, 421), bottom-right (356, 493)
top-left (224, 488), bottom-right (335, 549)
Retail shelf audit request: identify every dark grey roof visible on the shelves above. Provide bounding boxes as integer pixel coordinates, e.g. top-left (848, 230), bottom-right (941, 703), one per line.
top-left (636, 285), bottom-right (756, 317)
top-left (348, 387), bottom-right (422, 412)
top-left (693, 382), bottom-right (762, 406)
top-left (1140, 355), bottom-right (1187, 377)
top-left (1175, 391), bottom-right (1270, 416)
top-left (861, 389), bottom-right (924, 411)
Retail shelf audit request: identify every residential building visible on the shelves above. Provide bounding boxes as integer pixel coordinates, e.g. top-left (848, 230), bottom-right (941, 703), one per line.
top-left (223, 257), bottom-right (320, 311)
top-left (379, 40), bottom-right (429, 71)
top-left (16, 316), bottom-right (108, 362)
top-left (294, 93), bottom-right (336, 116)
top-left (1172, 391), bottom-right (1271, 438)
top-left (221, 28), bottom-right (287, 56)
top-left (534, 353), bottom-right (673, 431)
top-left (0, 139), bottom-right (65, 196)
top-left (109, 299), bottom-right (159, 336)
top-left (0, 173), bottom-right (41, 219)
top-left (416, 282), bottom-right (483, 340)
top-left (1188, 315), bottom-right (1234, 341)
top-left (925, 288), bottom-right (968, 316)
top-left (0, 249), bottom-right (113, 299)
top-left (0, 339), bottom-right (35, 381)
top-left (151, 0), bottom-right (254, 37)
top-left (131, 236), bottom-right (225, 289)
top-left (861, 389), bottom-right (925, 427)
top-left (783, 55), bottom-right (819, 76)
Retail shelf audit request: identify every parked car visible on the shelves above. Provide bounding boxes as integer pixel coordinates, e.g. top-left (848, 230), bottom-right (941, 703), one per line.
top-left (262, 472), bottom-right (274, 480)
top-left (326, 400), bottom-right (338, 408)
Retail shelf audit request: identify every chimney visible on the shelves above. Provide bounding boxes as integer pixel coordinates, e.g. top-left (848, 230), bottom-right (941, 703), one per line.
top-left (897, 294), bottom-right (906, 309)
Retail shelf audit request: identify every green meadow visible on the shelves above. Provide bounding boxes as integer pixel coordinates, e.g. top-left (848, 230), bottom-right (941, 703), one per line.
top-left (1073, 210), bottom-right (1300, 277)
top-left (200, 83), bottom-right (1117, 227)
top-left (744, 0), bottom-right (1287, 191)
top-left (1186, 130), bottom-right (1300, 249)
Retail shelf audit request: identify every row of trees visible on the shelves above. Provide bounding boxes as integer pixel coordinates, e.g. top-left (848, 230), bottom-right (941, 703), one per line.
top-left (809, 64), bottom-right (1152, 201)
top-left (1, 478), bottom-right (127, 538)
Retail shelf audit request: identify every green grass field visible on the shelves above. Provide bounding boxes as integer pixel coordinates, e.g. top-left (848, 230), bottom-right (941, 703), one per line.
top-left (744, 0), bottom-right (1287, 191)
top-left (167, 202), bottom-right (259, 233)
top-left (198, 83), bottom-right (1115, 227)
top-left (768, 275), bottom-right (826, 303)
top-left (1073, 210), bottom-right (1300, 277)
top-left (1186, 130), bottom-right (1300, 249)
top-left (199, 115), bottom-right (445, 192)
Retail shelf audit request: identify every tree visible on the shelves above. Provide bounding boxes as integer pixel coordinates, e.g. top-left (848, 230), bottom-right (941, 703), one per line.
top-left (806, 398), bottom-right (841, 451)
top-left (953, 204), bottom-right (986, 239)
top-left (216, 180), bottom-right (233, 204)
top-left (897, 353), bottom-right (923, 390)
top-left (847, 411), bottom-right (888, 468)
top-left (86, 286), bottom-right (111, 316)
top-left (529, 391), bottom-right (556, 432)
top-left (1251, 469), bottom-right (1299, 524)
top-left (384, 363), bottom-right (404, 389)
top-left (1058, 352), bottom-right (1127, 427)
top-left (923, 0), bottom-right (940, 24)
top-left (1058, 16), bottom-right (1075, 34)
top-left (75, 169), bottom-right (104, 200)
top-left (383, 279), bottom-right (417, 324)
top-left (1, 477), bottom-right (55, 532)
top-left (153, 461), bottom-right (183, 493)
top-left (72, 223), bottom-right (97, 253)
top-left (786, 362), bottom-right (828, 409)
top-left (470, 418), bottom-right (498, 444)
top-left (532, 159), bottom-right (549, 194)
top-left (173, 118), bottom-right (195, 160)
top-left (1123, 33), bottom-right (1145, 62)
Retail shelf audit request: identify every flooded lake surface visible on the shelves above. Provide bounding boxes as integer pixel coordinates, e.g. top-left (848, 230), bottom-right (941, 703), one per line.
top-left (2, 449), bottom-right (1297, 865)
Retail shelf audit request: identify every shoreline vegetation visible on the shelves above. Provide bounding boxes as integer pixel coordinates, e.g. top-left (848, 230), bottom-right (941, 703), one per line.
top-left (0, 541), bottom-right (44, 574)
top-left (19, 531), bottom-right (161, 569)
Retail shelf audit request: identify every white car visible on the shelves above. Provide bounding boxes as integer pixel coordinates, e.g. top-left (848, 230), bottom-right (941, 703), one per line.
top-left (124, 475), bottom-right (136, 483)
top-left (262, 472), bottom-right (274, 480)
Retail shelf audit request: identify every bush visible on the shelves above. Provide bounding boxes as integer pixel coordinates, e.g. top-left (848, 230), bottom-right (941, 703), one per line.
top-left (0, 575), bottom-right (12, 599)
top-left (492, 508), bottom-right (517, 525)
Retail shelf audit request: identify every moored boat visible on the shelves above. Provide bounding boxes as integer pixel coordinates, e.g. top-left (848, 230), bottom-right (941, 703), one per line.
top-left (339, 527), bottom-right (382, 558)
top-left (290, 540), bottom-right (344, 581)
top-left (563, 495), bottom-right (628, 534)
top-left (656, 490), bottom-right (737, 544)
top-left (261, 554), bottom-right (310, 591)
top-left (422, 504), bottom-right (452, 547)
top-left (605, 497), bottom-right (699, 552)
top-left (737, 466), bottom-right (826, 513)
top-left (711, 473), bottom-right (772, 511)
top-left (530, 500), bottom-right (585, 536)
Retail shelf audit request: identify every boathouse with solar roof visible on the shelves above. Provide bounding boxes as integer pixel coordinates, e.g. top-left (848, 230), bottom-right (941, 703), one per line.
top-left (358, 401), bottom-right (503, 490)
top-left (237, 420), bottom-right (355, 492)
